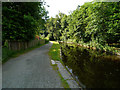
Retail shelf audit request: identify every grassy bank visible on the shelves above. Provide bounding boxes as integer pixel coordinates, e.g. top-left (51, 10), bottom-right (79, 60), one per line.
top-left (48, 41), bottom-right (61, 61)
top-left (2, 40), bottom-right (49, 64)
top-left (48, 41), bottom-right (70, 89)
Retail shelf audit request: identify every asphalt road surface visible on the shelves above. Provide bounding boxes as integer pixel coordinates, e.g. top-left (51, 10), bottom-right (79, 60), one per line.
top-left (2, 42), bottom-right (63, 88)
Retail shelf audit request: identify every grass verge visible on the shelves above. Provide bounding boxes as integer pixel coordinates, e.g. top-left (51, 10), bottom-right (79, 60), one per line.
top-left (2, 41), bottom-right (49, 64)
top-left (48, 41), bottom-right (70, 89)
top-left (48, 41), bottom-right (61, 61)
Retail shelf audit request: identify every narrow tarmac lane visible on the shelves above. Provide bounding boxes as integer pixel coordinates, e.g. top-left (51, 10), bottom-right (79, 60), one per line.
top-left (3, 42), bottom-right (63, 88)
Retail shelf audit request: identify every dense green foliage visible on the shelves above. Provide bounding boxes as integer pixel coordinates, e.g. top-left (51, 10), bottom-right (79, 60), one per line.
top-left (46, 1), bottom-right (120, 53)
top-left (45, 13), bottom-right (66, 41)
top-left (2, 2), bottom-right (48, 42)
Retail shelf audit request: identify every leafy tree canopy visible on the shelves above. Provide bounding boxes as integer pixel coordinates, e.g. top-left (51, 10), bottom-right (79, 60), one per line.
top-left (2, 2), bottom-right (48, 42)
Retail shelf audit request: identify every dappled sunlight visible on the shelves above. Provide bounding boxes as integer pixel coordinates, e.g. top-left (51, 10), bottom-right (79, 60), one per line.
top-left (2, 1), bottom-right (120, 89)
top-left (53, 49), bottom-right (56, 52)
top-left (50, 41), bottom-right (59, 44)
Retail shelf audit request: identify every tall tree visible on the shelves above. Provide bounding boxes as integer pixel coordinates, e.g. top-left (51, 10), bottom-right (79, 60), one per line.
top-left (2, 2), bottom-right (48, 43)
